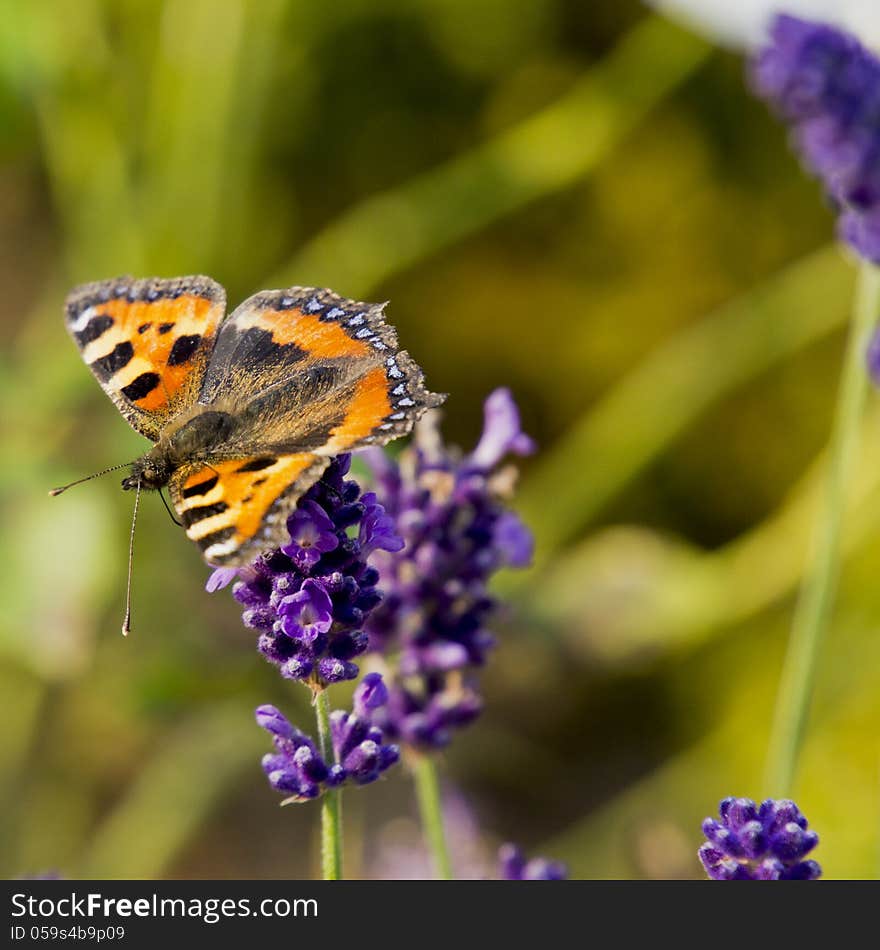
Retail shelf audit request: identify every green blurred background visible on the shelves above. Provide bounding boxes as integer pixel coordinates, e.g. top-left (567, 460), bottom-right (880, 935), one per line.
top-left (1, 0), bottom-right (878, 879)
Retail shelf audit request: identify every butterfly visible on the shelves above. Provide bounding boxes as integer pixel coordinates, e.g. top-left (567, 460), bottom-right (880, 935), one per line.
top-left (62, 275), bottom-right (444, 571)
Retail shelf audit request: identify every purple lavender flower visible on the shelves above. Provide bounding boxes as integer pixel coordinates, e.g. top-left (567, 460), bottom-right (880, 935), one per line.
top-left (362, 388), bottom-right (534, 750)
top-left (219, 456), bottom-right (400, 688)
top-left (359, 492), bottom-right (405, 557)
top-left (282, 501), bottom-right (339, 570)
top-left (751, 14), bottom-right (880, 263)
top-left (331, 674), bottom-right (401, 785)
top-left (467, 387), bottom-right (536, 469)
top-left (499, 844), bottom-right (568, 881)
top-left (257, 704), bottom-right (342, 801)
top-left (278, 579), bottom-right (334, 641)
top-left (699, 797), bottom-right (821, 880)
top-left (256, 674), bottom-right (399, 802)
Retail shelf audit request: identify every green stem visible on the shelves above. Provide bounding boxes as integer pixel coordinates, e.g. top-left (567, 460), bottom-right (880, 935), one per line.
top-left (314, 689), bottom-right (343, 880)
top-left (412, 754), bottom-right (454, 880)
top-left (765, 261), bottom-right (880, 794)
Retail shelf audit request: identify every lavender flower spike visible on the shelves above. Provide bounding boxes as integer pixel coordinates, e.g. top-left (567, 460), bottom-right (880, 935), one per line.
top-left (218, 456), bottom-right (400, 688)
top-left (256, 704), bottom-right (338, 801)
top-left (256, 677), bottom-right (399, 801)
top-left (499, 844), bottom-right (568, 881)
top-left (331, 686), bottom-right (400, 787)
top-left (699, 797), bottom-right (821, 880)
top-left (362, 387), bottom-right (534, 750)
top-left (752, 14), bottom-right (880, 263)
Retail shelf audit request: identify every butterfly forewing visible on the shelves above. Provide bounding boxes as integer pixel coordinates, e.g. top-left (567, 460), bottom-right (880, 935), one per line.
top-left (65, 276), bottom-right (226, 440)
top-left (198, 287), bottom-right (444, 456)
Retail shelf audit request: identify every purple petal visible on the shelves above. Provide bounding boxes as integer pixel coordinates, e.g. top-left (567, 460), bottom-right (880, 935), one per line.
top-left (353, 672), bottom-right (389, 716)
top-left (499, 844), bottom-right (525, 880)
top-left (277, 579), bottom-right (334, 639)
top-left (467, 388), bottom-right (535, 470)
top-left (342, 739), bottom-right (381, 782)
top-left (206, 567), bottom-right (239, 592)
top-left (493, 511), bottom-right (534, 567)
top-left (725, 798), bottom-right (759, 831)
top-left (255, 705), bottom-right (296, 740)
top-left (359, 494), bottom-right (404, 556)
top-left (737, 821), bottom-right (767, 860)
top-left (317, 657), bottom-right (359, 683)
top-left (754, 859), bottom-right (785, 880)
top-left (785, 860), bottom-right (822, 881)
top-left (750, 15), bottom-right (880, 266)
top-left (521, 858), bottom-right (568, 881)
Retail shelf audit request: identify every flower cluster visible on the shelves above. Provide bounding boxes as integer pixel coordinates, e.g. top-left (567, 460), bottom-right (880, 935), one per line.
top-left (257, 674), bottom-right (400, 802)
top-left (221, 456), bottom-right (402, 687)
top-left (698, 797), bottom-right (821, 880)
top-left (498, 844), bottom-right (568, 881)
top-left (751, 14), bottom-right (880, 262)
top-left (362, 388), bottom-right (534, 749)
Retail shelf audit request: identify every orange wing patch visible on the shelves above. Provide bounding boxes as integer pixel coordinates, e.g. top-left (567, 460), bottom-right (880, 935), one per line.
top-left (319, 366), bottom-right (393, 454)
top-left (232, 304), bottom-right (372, 360)
top-left (170, 452), bottom-right (329, 564)
top-left (66, 276), bottom-right (226, 439)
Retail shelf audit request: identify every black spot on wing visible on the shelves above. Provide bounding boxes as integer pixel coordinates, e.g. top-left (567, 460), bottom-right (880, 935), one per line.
top-left (74, 314), bottom-right (114, 347)
top-left (236, 327), bottom-right (307, 367)
top-left (121, 372), bottom-right (161, 401)
top-left (200, 326), bottom-right (307, 399)
top-left (137, 322), bottom-right (152, 334)
top-left (168, 334), bottom-right (202, 365)
top-left (182, 475), bottom-right (219, 499)
top-left (90, 341), bottom-right (134, 380)
top-left (237, 457), bottom-right (277, 472)
top-left (158, 323), bottom-right (174, 334)
top-left (182, 501), bottom-right (229, 529)
top-left (197, 526), bottom-right (236, 551)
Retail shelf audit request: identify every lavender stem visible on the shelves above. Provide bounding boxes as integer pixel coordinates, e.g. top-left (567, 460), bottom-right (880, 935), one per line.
top-left (766, 261), bottom-right (880, 793)
top-left (411, 754), bottom-right (453, 880)
top-left (315, 689), bottom-right (343, 879)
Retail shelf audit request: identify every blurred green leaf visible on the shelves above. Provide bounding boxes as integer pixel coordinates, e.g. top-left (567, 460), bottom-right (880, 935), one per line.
top-left (269, 15), bottom-right (711, 295)
top-left (544, 595), bottom-right (880, 880)
top-left (533, 400), bottom-right (880, 667)
top-left (141, 0), bottom-right (248, 271)
top-left (76, 702), bottom-right (264, 879)
top-left (516, 245), bottom-right (854, 568)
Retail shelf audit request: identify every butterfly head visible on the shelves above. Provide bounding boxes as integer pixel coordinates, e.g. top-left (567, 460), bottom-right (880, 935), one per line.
top-left (122, 452), bottom-right (173, 492)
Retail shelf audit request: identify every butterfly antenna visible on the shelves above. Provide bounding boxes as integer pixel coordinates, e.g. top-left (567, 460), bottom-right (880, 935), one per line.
top-left (49, 461), bottom-right (131, 496)
top-left (159, 488), bottom-right (182, 526)
top-left (121, 479), bottom-right (141, 637)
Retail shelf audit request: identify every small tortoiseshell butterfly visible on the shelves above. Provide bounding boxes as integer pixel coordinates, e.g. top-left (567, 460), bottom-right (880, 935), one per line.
top-left (63, 275), bottom-right (443, 570)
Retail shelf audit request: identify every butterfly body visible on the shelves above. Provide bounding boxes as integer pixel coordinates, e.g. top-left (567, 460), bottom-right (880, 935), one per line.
top-left (120, 408), bottom-right (235, 491)
top-left (67, 276), bottom-right (443, 565)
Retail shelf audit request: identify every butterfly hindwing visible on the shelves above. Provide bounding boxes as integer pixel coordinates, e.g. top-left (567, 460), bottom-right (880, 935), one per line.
top-left (169, 453), bottom-right (330, 565)
top-left (65, 275), bottom-right (226, 440)
top-left (197, 287), bottom-right (444, 457)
